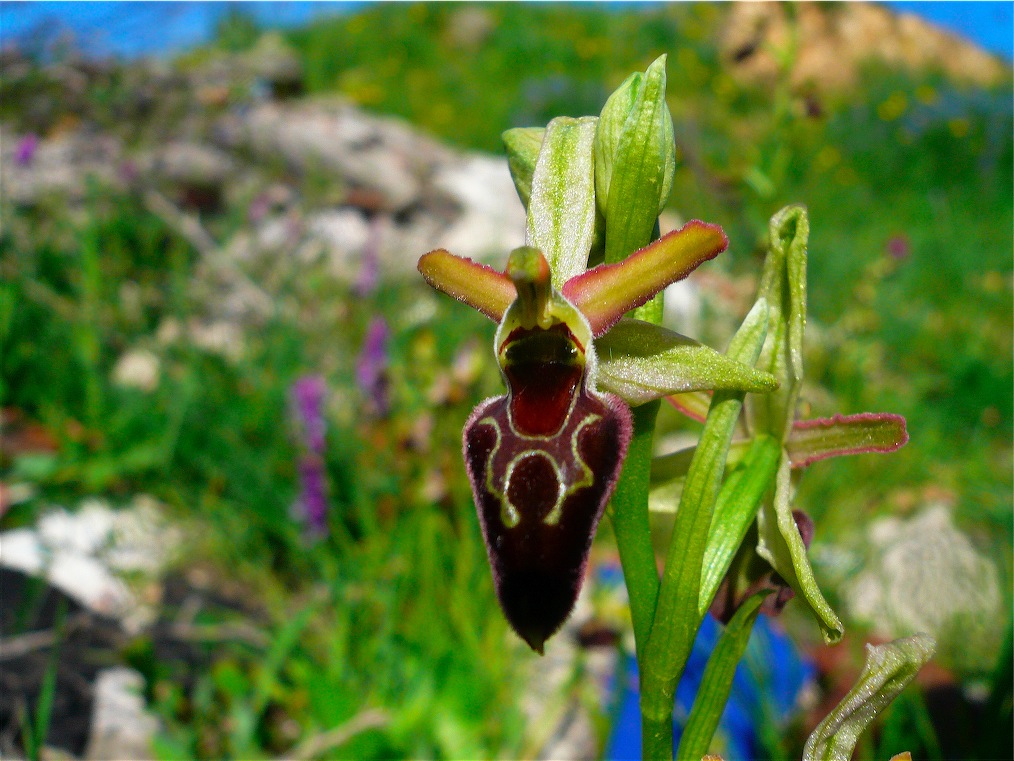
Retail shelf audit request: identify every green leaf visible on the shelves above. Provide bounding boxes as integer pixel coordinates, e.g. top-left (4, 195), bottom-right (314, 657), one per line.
top-left (754, 205), bottom-right (809, 441)
top-left (787, 412), bottom-right (909, 468)
top-left (677, 591), bottom-right (769, 761)
top-left (562, 220), bottom-right (728, 336)
top-left (802, 634), bottom-right (936, 761)
top-left (698, 434), bottom-right (781, 617)
top-left (417, 249), bottom-right (516, 323)
top-left (600, 54), bottom-right (676, 264)
top-left (502, 126), bottom-right (544, 210)
top-left (526, 116), bottom-right (598, 288)
top-left (595, 317), bottom-right (777, 407)
top-left (640, 297), bottom-right (769, 721)
top-left (756, 452), bottom-right (844, 643)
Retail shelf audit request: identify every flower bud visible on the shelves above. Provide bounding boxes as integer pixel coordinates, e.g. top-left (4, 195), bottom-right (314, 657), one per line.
top-left (594, 54), bottom-right (676, 264)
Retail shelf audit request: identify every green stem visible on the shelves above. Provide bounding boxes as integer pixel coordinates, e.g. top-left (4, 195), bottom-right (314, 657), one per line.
top-left (609, 399), bottom-right (661, 657)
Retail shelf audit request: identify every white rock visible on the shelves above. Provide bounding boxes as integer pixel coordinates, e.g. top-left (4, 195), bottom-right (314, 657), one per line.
top-left (0, 499), bottom-right (181, 632)
top-left (84, 667), bottom-right (158, 761)
top-left (430, 155), bottom-right (527, 260)
top-left (231, 100), bottom-right (446, 211)
top-left (846, 503), bottom-right (1003, 672)
top-left (306, 208), bottom-right (372, 273)
top-left (112, 349), bottom-right (161, 392)
top-left (1, 130), bottom-right (123, 205)
top-left (663, 278), bottom-right (702, 338)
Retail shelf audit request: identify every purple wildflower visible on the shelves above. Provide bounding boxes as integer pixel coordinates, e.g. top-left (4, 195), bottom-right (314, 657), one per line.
top-left (886, 233), bottom-right (911, 261)
top-left (294, 454), bottom-right (329, 538)
top-left (118, 159), bottom-right (139, 185)
top-left (356, 317), bottom-right (391, 416)
top-left (289, 375), bottom-right (330, 539)
top-left (291, 375), bottom-right (328, 454)
top-left (14, 134), bottom-right (39, 167)
top-left (248, 192), bottom-right (272, 224)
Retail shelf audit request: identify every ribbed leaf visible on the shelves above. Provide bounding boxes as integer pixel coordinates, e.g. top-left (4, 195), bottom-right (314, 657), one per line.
top-left (803, 634), bottom-right (936, 761)
top-left (698, 435), bottom-right (781, 617)
top-left (677, 591), bottom-right (769, 761)
top-left (595, 317), bottom-right (777, 407)
top-left (562, 221), bottom-right (728, 336)
top-left (640, 298), bottom-right (769, 715)
top-left (526, 116), bottom-right (598, 289)
top-left (756, 453), bottom-right (843, 643)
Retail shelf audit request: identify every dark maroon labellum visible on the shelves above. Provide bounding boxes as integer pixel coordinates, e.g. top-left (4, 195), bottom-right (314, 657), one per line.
top-left (464, 324), bottom-right (631, 653)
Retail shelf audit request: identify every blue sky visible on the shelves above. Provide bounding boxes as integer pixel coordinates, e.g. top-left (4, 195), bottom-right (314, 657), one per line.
top-left (1, 2), bottom-right (1011, 62)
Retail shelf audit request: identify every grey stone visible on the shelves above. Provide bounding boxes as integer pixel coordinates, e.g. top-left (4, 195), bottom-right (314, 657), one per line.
top-left (84, 667), bottom-right (158, 761)
top-left (148, 140), bottom-right (235, 186)
top-left (429, 154), bottom-right (527, 261)
top-left (219, 99), bottom-right (452, 212)
top-left (1, 130), bottom-right (123, 205)
top-left (845, 504), bottom-right (1004, 673)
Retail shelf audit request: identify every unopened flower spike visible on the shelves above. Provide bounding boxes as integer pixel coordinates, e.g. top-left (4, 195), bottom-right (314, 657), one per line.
top-left (419, 223), bottom-right (777, 653)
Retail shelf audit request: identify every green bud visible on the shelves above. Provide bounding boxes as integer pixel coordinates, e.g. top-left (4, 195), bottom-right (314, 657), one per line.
top-left (502, 127), bottom-right (545, 210)
top-left (594, 71), bottom-right (641, 207)
top-left (595, 55), bottom-right (677, 265)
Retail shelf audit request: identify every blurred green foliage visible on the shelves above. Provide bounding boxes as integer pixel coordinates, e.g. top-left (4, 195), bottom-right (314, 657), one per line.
top-left (2, 2), bottom-right (1011, 759)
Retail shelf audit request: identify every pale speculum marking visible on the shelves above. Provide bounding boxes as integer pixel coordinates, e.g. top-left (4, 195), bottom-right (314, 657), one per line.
top-left (477, 406), bottom-right (601, 529)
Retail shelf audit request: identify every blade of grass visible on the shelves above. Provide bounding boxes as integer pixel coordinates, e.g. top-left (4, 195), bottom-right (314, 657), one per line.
top-left (698, 435), bottom-right (781, 617)
top-left (22, 598), bottom-right (66, 761)
top-left (677, 590), bottom-right (768, 761)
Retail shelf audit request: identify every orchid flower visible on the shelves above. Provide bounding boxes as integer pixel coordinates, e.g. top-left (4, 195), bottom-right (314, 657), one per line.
top-left (418, 63), bottom-right (777, 652)
top-left (420, 222), bottom-right (775, 652)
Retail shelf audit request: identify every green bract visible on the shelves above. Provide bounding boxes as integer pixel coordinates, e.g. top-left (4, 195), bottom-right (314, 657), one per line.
top-left (803, 634), bottom-right (936, 761)
top-left (526, 116), bottom-right (598, 289)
